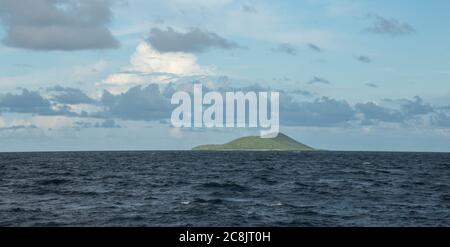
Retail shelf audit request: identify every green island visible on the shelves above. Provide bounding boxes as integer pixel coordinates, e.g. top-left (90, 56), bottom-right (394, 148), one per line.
top-left (192, 133), bottom-right (315, 151)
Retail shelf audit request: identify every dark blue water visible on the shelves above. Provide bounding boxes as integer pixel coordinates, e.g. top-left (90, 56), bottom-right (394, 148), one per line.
top-left (0, 151), bottom-right (449, 226)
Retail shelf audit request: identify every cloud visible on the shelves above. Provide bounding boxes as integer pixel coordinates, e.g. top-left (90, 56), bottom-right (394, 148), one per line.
top-left (281, 97), bottom-right (355, 127)
top-left (355, 96), bottom-right (438, 126)
top-left (147, 26), bottom-right (242, 53)
top-left (216, 84), bottom-right (355, 127)
top-left (95, 119), bottom-right (121, 128)
top-left (0, 89), bottom-right (52, 114)
top-left (401, 96), bottom-right (434, 116)
top-left (363, 15), bottom-right (415, 37)
top-left (355, 102), bottom-right (404, 123)
top-left (0, 89), bottom-right (78, 116)
top-left (104, 41), bottom-right (214, 86)
top-left (0, 0), bottom-right (119, 51)
top-left (48, 86), bottom-right (96, 105)
top-left (307, 43), bottom-right (323, 52)
top-left (97, 82), bottom-right (357, 127)
top-left (74, 119), bottom-right (121, 129)
top-left (307, 76), bottom-right (330, 84)
top-left (242, 5), bottom-right (257, 13)
top-left (0, 124), bottom-right (37, 131)
top-left (431, 113), bottom-right (450, 127)
top-left (98, 84), bottom-right (172, 121)
top-left (271, 43), bottom-right (297, 56)
top-left (356, 55), bottom-right (372, 63)
top-left (292, 90), bottom-right (314, 97)
top-left (0, 83), bottom-right (447, 132)
top-left (365, 83), bottom-right (378, 88)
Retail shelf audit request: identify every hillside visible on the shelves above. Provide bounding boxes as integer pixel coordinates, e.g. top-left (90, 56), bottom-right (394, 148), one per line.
top-left (192, 133), bottom-right (315, 151)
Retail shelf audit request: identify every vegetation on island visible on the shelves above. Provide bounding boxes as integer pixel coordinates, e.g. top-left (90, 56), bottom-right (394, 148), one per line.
top-left (192, 133), bottom-right (315, 151)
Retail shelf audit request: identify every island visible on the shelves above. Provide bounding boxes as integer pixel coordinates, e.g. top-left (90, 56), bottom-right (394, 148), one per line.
top-left (192, 133), bottom-right (315, 151)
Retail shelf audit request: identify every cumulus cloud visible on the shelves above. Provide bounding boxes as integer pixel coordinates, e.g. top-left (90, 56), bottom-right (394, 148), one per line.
top-left (147, 26), bottom-right (242, 53)
top-left (355, 102), bottom-right (404, 123)
top-left (0, 89), bottom-right (53, 114)
top-left (97, 82), bottom-right (357, 127)
top-left (98, 84), bottom-right (172, 121)
top-left (0, 0), bottom-right (119, 51)
top-left (271, 43), bottom-right (297, 56)
top-left (363, 15), bottom-right (415, 37)
top-left (1, 83), bottom-right (448, 131)
top-left (104, 41), bottom-right (214, 86)
top-left (281, 97), bottom-right (355, 126)
top-left (0, 89), bottom-right (78, 116)
top-left (48, 86), bottom-right (96, 105)
top-left (401, 96), bottom-right (434, 116)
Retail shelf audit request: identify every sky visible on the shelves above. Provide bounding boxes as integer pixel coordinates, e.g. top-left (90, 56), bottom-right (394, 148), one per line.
top-left (0, 0), bottom-right (450, 152)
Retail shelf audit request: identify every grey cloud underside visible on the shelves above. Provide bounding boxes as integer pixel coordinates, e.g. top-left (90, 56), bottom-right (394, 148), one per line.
top-left (401, 96), bottom-right (434, 116)
top-left (98, 84), bottom-right (171, 121)
top-left (363, 15), bottom-right (415, 36)
top-left (356, 96), bottom-right (435, 124)
top-left (0, 0), bottom-right (119, 50)
top-left (281, 97), bottom-right (355, 126)
top-left (0, 89), bottom-right (76, 116)
top-left (48, 86), bottom-right (96, 105)
top-left (355, 102), bottom-right (403, 123)
top-left (147, 26), bottom-right (243, 53)
top-left (1, 84), bottom-right (450, 129)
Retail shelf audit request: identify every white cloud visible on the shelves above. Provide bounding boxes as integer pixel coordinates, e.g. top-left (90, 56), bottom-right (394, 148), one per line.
top-left (130, 41), bottom-right (210, 75)
top-left (104, 41), bottom-right (215, 87)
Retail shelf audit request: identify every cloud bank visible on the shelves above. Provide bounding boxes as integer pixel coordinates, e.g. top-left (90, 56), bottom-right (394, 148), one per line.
top-left (1, 83), bottom-right (450, 132)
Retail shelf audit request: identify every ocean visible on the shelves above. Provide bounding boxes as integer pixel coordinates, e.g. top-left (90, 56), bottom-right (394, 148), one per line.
top-left (0, 151), bottom-right (449, 226)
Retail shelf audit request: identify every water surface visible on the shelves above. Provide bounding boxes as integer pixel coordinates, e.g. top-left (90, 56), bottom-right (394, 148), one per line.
top-left (0, 151), bottom-right (449, 226)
